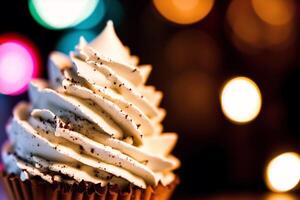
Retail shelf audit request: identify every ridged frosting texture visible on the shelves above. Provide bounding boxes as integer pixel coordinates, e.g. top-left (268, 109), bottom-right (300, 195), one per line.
top-left (2, 21), bottom-right (180, 189)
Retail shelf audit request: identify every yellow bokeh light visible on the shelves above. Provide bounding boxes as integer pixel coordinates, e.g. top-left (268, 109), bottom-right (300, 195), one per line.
top-left (153, 0), bottom-right (214, 25)
top-left (252, 0), bottom-right (295, 26)
top-left (266, 152), bottom-right (300, 192)
top-left (220, 77), bottom-right (262, 124)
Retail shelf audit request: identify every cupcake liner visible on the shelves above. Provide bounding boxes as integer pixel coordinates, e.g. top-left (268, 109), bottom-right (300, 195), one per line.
top-left (0, 171), bottom-right (179, 200)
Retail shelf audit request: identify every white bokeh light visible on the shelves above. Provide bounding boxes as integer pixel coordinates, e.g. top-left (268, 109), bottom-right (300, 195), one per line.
top-left (220, 76), bottom-right (262, 124)
top-left (266, 152), bottom-right (300, 192)
top-left (29, 0), bottom-right (99, 29)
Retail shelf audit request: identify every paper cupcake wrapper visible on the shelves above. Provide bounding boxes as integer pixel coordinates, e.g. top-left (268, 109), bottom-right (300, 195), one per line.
top-left (0, 171), bottom-right (179, 200)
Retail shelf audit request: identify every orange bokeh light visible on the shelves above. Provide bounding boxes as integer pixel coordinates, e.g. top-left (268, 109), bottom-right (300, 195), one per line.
top-left (252, 0), bottom-right (296, 26)
top-left (164, 30), bottom-right (220, 73)
top-left (265, 193), bottom-right (297, 200)
top-left (153, 0), bottom-right (214, 25)
top-left (169, 71), bottom-right (217, 132)
top-left (226, 0), bottom-right (294, 53)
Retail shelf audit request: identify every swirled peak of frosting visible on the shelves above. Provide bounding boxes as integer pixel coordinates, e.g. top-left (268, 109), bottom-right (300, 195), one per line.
top-left (90, 20), bottom-right (139, 66)
top-left (2, 21), bottom-right (180, 189)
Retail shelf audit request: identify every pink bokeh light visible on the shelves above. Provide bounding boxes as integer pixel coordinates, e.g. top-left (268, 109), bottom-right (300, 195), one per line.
top-left (0, 34), bottom-right (40, 95)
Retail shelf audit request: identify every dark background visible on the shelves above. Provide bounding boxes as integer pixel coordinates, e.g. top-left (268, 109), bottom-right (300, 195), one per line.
top-left (1, 0), bottom-right (300, 197)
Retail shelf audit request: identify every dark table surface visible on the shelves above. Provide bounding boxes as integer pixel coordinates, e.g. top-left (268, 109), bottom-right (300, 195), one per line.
top-left (173, 193), bottom-right (298, 200)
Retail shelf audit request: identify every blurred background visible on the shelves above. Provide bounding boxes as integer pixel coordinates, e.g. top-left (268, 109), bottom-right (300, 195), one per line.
top-left (1, 0), bottom-right (300, 199)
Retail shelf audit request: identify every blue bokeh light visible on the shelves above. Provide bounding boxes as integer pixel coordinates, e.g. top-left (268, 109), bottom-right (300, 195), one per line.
top-left (56, 30), bottom-right (97, 54)
top-left (75, 0), bottom-right (106, 30)
top-left (0, 95), bottom-right (10, 144)
top-left (104, 0), bottom-right (124, 27)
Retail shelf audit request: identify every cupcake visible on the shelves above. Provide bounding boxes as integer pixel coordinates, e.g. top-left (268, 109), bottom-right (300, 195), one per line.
top-left (0, 21), bottom-right (180, 200)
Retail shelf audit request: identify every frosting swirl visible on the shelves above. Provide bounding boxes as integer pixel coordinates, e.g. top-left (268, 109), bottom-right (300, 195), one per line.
top-left (2, 21), bottom-right (180, 189)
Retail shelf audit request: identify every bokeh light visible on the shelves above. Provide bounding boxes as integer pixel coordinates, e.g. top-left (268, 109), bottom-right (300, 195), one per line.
top-left (265, 152), bottom-right (300, 192)
top-left (0, 94), bottom-right (11, 142)
top-left (0, 34), bottom-right (40, 95)
top-left (0, 95), bottom-right (10, 123)
top-left (165, 30), bottom-right (220, 73)
top-left (28, 0), bottom-right (99, 30)
top-left (56, 30), bottom-right (97, 54)
top-left (104, 0), bottom-right (124, 27)
top-left (220, 77), bottom-right (262, 124)
top-left (169, 71), bottom-right (217, 133)
top-left (75, 0), bottom-right (106, 29)
top-left (227, 0), bottom-right (295, 53)
top-left (153, 0), bottom-right (214, 25)
top-left (252, 0), bottom-right (296, 26)
top-left (265, 193), bottom-right (298, 200)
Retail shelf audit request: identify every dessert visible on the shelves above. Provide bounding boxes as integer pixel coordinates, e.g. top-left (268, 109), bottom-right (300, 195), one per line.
top-left (0, 21), bottom-right (180, 200)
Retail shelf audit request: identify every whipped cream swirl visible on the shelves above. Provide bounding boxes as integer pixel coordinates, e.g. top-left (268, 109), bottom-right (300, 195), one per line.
top-left (2, 21), bottom-right (180, 189)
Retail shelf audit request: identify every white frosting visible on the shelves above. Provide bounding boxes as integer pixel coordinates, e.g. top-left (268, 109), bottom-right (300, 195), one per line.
top-left (2, 21), bottom-right (180, 189)
top-left (90, 20), bottom-right (139, 66)
top-left (48, 52), bottom-right (72, 89)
